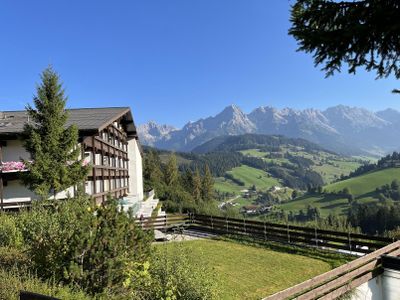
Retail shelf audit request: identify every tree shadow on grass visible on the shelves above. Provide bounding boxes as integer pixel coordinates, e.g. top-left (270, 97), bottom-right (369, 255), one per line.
top-left (221, 235), bottom-right (352, 269)
top-left (355, 191), bottom-right (377, 200)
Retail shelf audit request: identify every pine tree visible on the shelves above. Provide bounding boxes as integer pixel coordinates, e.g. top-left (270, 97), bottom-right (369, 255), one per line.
top-left (181, 168), bottom-right (193, 191)
top-left (201, 164), bottom-right (214, 202)
top-left (22, 66), bottom-right (88, 199)
top-left (192, 168), bottom-right (202, 204)
top-left (290, 0), bottom-right (400, 93)
top-left (143, 149), bottom-right (163, 190)
top-left (164, 154), bottom-right (178, 186)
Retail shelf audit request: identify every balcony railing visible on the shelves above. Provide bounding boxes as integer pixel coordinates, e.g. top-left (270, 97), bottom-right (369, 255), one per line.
top-left (0, 161), bottom-right (28, 173)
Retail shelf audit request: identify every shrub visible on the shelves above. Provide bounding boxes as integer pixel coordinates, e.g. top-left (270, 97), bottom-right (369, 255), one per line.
top-left (0, 247), bottom-right (30, 271)
top-left (0, 268), bottom-right (90, 300)
top-left (122, 242), bottom-right (220, 300)
top-left (17, 195), bottom-right (153, 295)
top-left (0, 213), bottom-right (23, 248)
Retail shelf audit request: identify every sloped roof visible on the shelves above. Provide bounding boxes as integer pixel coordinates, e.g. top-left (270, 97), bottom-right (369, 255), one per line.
top-left (0, 107), bottom-right (138, 138)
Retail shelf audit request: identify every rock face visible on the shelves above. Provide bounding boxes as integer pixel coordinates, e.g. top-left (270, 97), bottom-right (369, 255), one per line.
top-left (138, 105), bottom-right (400, 155)
top-left (137, 121), bottom-right (177, 147)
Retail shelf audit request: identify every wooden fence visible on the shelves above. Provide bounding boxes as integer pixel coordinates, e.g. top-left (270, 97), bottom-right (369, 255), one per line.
top-left (135, 214), bottom-right (190, 231)
top-left (136, 213), bottom-right (393, 254)
top-left (190, 214), bottom-right (393, 254)
top-left (262, 240), bottom-right (400, 300)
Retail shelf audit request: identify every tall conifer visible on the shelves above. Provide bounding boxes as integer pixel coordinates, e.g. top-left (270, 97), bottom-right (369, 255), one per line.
top-left (164, 154), bottom-right (178, 186)
top-left (192, 168), bottom-right (202, 204)
top-left (22, 67), bottom-right (88, 199)
top-left (201, 164), bottom-right (214, 202)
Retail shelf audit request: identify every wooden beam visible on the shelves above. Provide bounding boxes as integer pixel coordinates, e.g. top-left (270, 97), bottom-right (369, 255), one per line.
top-left (0, 176), bottom-right (3, 211)
top-left (92, 135), bottom-right (96, 195)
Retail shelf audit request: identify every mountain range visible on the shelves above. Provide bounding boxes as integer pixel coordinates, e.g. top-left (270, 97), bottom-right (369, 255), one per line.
top-left (138, 105), bottom-right (400, 156)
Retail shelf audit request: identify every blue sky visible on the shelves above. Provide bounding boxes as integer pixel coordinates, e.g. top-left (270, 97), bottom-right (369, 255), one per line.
top-left (0, 0), bottom-right (398, 127)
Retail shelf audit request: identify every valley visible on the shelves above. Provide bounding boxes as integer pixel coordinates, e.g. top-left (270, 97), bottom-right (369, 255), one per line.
top-left (211, 145), bottom-right (365, 216)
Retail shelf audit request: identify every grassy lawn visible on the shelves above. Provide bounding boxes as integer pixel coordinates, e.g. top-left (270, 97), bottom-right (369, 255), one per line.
top-left (227, 165), bottom-right (281, 191)
top-left (157, 239), bottom-right (333, 300)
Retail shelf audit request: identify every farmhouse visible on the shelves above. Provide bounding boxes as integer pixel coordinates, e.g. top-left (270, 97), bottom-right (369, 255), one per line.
top-left (0, 107), bottom-right (144, 211)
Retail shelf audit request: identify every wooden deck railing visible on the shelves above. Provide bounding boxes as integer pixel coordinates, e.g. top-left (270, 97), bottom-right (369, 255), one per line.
top-left (262, 240), bottom-right (400, 300)
top-left (135, 214), bottom-right (190, 231)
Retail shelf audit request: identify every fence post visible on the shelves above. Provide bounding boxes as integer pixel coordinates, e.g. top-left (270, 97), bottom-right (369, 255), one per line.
top-left (287, 222), bottom-right (290, 243)
top-left (243, 217), bottom-right (246, 234)
top-left (348, 230), bottom-right (352, 252)
top-left (211, 215), bottom-right (214, 230)
top-left (226, 217), bottom-right (229, 233)
top-left (164, 214), bottom-right (167, 233)
top-left (315, 226), bottom-right (318, 248)
top-left (264, 217), bottom-right (267, 240)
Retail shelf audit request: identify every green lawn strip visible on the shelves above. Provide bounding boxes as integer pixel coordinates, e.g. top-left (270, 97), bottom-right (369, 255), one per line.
top-left (156, 239), bottom-right (336, 300)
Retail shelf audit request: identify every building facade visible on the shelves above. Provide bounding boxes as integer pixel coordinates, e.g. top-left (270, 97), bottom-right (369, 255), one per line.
top-left (0, 107), bottom-right (144, 209)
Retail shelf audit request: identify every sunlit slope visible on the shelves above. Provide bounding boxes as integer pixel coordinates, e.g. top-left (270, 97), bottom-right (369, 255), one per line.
top-left (280, 168), bottom-right (400, 217)
top-left (325, 168), bottom-right (400, 196)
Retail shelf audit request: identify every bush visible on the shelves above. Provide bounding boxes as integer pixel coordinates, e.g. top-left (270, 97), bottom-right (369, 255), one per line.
top-left (0, 268), bottom-right (90, 300)
top-left (122, 242), bottom-right (220, 300)
top-left (17, 195), bottom-right (153, 296)
top-left (0, 213), bottom-right (23, 248)
top-left (0, 247), bottom-right (30, 271)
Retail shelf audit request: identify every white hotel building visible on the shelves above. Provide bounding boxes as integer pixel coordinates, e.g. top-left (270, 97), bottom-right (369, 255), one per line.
top-left (0, 107), bottom-right (144, 211)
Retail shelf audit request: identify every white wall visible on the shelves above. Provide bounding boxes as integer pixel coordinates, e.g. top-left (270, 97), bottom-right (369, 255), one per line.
top-left (351, 269), bottom-right (400, 300)
top-left (3, 180), bottom-right (36, 203)
top-left (3, 180), bottom-right (76, 202)
top-left (351, 275), bottom-right (383, 300)
top-left (382, 269), bottom-right (400, 300)
top-left (2, 139), bottom-right (30, 161)
top-left (127, 138), bottom-right (143, 201)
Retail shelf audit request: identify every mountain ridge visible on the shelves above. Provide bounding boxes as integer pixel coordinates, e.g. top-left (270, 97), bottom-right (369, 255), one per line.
top-left (138, 105), bottom-right (400, 155)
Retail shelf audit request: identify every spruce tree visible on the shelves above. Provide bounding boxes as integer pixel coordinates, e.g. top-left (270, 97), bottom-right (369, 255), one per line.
top-left (290, 0), bottom-right (400, 92)
top-left (143, 149), bottom-right (163, 191)
top-left (164, 154), bottom-right (178, 186)
top-left (22, 66), bottom-right (88, 199)
top-left (201, 164), bottom-right (214, 202)
top-left (192, 168), bottom-right (202, 204)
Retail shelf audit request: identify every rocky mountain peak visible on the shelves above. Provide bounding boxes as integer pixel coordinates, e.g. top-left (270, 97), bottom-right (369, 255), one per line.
top-left (138, 104), bottom-right (400, 155)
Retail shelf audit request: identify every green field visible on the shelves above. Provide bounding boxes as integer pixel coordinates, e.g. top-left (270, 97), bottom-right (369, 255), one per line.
top-left (279, 168), bottom-right (400, 216)
top-left (214, 177), bottom-right (244, 194)
top-left (158, 239), bottom-right (333, 300)
top-left (279, 194), bottom-right (376, 217)
top-left (214, 165), bottom-right (281, 194)
top-left (240, 149), bottom-right (268, 158)
top-left (240, 148), bottom-right (362, 184)
top-left (312, 160), bottom-right (361, 184)
top-left (227, 165), bottom-right (281, 190)
top-left (325, 168), bottom-right (400, 196)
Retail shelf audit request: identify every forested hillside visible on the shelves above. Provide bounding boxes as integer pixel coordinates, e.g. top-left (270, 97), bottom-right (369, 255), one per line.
top-left (144, 134), bottom-right (366, 221)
